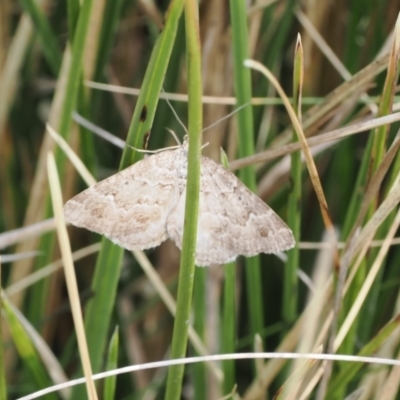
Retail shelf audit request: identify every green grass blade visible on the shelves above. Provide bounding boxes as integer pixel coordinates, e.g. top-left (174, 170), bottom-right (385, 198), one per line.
top-left (284, 35), bottom-right (303, 326)
top-left (357, 23), bottom-right (400, 342)
top-left (28, 0), bottom-right (95, 324)
top-left (93, 0), bottom-right (125, 82)
top-left (18, 0), bottom-right (62, 75)
top-left (165, 1), bottom-right (202, 398)
top-left (2, 295), bottom-right (57, 399)
top-left (71, 3), bottom-right (186, 398)
top-left (81, 0), bottom-right (185, 367)
top-left (193, 268), bottom-right (206, 400)
top-left (67, 0), bottom-right (81, 43)
top-left (221, 262), bottom-right (236, 395)
top-left (340, 24), bottom-right (400, 363)
top-left (229, 0), bottom-right (264, 340)
top-left (327, 314), bottom-right (400, 398)
top-left (103, 326), bottom-right (119, 400)
top-left (220, 149), bottom-right (236, 395)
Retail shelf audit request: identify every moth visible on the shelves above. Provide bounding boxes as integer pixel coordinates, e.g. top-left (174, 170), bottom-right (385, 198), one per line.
top-left (64, 139), bottom-right (295, 266)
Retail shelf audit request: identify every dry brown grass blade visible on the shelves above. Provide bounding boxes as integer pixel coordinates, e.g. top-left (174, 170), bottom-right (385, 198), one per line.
top-left (270, 53), bottom-right (390, 149)
top-left (345, 175), bottom-right (400, 272)
top-left (242, 284), bottom-right (333, 400)
top-left (5, 244), bottom-right (100, 296)
top-left (244, 59), bottom-right (335, 238)
top-left (273, 347), bottom-right (322, 400)
top-left (229, 112), bottom-right (400, 171)
top-left (345, 132), bottom-right (400, 251)
top-left (47, 152), bottom-right (98, 400)
top-left (335, 205), bottom-right (400, 350)
top-left (0, 219), bottom-right (56, 250)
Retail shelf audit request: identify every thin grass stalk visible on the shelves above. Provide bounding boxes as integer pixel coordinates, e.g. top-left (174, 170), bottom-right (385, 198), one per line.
top-left (229, 0), bottom-right (264, 341)
top-left (28, 0), bottom-right (95, 324)
top-left (336, 133), bottom-right (372, 374)
top-left (220, 150), bottom-right (236, 395)
top-left (165, 0), bottom-right (202, 398)
top-left (103, 327), bottom-right (119, 400)
top-left (221, 261), bottom-right (236, 396)
top-left (77, 86), bottom-right (96, 173)
top-left (193, 268), bottom-right (206, 400)
top-left (0, 263), bottom-right (6, 400)
top-left (75, 3), bottom-right (186, 396)
top-left (18, 0), bottom-right (62, 74)
top-left (67, 0), bottom-right (80, 43)
top-left (93, 0), bottom-right (125, 82)
top-left (48, 152), bottom-right (99, 400)
top-left (262, 0), bottom-right (296, 69)
top-left (370, 21), bottom-right (400, 176)
top-left (284, 34), bottom-right (303, 327)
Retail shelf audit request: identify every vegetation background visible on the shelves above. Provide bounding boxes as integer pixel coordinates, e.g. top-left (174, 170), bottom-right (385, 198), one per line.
top-left (1, 0), bottom-right (400, 399)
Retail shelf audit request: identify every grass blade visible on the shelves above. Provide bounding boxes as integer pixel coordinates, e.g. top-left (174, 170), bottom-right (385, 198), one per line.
top-left (164, 0), bottom-right (202, 397)
top-left (229, 0), bottom-right (264, 342)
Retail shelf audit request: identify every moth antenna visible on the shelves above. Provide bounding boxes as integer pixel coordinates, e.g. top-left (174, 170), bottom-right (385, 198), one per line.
top-left (201, 142), bottom-right (209, 150)
top-left (202, 103), bottom-right (249, 133)
top-left (165, 128), bottom-right (182, 145)
top-left (126, 143), bottom-right (179, 154)
top-left (162, 87), bottom-right (188, 135)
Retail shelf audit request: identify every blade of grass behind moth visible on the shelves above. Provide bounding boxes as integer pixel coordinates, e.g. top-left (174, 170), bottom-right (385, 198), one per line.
top-left (80, 0), bottom-right (186, 391)
top-left (229, 0), bottom-right (265, 343)
top-left (193, 268), bottom-right (207, 400)
top-left (151, 20), bottom-right (186, 151)
top-left (0, 262), bottom-right (6, 400)
top-left (220, 149), bottom-right (237, 396)
top-left (164, 0), bottom-right (202, 398)
top-left (47, 152), bottom-right (98, 400)
top-left (121, 2), bottom-right (185, 166)
top-left (284, 34), bottom-right (303, 331)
